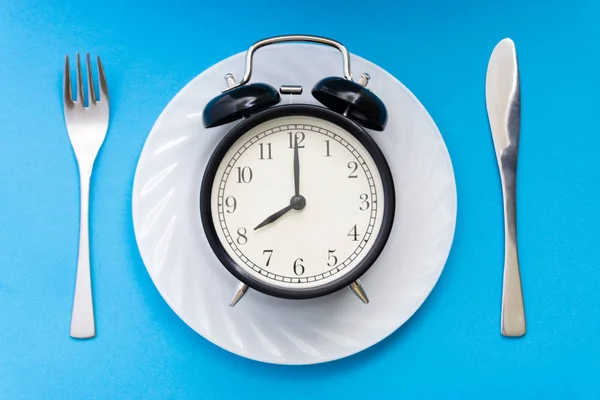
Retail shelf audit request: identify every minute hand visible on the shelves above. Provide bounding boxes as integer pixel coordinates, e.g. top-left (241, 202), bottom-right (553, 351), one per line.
top-left (293, 137), bottom-right (300, 195)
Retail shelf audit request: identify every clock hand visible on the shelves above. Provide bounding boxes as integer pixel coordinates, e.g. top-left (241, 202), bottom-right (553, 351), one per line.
top-left (293, 136), bottom-right (300, 196)
top-left (254, 204), bottom-right (293, 230)
top-left (254, 194), bottom-right (307, 231)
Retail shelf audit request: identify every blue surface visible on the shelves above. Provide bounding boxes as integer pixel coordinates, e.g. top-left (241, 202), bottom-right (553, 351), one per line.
top-left (1, 0), bottom-right (599, 398)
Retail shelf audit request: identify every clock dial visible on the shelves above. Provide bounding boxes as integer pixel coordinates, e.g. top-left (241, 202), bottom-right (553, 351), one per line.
top-left (208, 111), bottom-right (388, 293)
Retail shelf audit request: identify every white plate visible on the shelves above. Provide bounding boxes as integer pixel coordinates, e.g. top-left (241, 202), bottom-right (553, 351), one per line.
top-left (132, 43), bottom-right (457, 365)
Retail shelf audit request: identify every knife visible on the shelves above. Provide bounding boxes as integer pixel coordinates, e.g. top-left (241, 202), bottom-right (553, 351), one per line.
top-left (485, 38), bottom-right (526, 337)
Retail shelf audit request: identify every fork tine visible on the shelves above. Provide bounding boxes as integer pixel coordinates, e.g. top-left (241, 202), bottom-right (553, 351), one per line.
top-left (64, 55), bottom-right (73, 104)
top-left (86, 53), bottom-right (96, 105)
top-left (97, 56), bottom-right (108, 102)
top-left (76, 53), bottom-right (84, 105)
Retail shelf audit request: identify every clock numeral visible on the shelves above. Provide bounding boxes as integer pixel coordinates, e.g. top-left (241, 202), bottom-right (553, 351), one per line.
top-left (359, 193), bottom-right (370, 211)
top-left (236, 166), bottom-right (253, 183)
top-left (225, 196), bottom-right (237, 213)
top-left (263, 249), bottom-right (273, 266)
top-left (348, 224), bottom-right (359, 241)
top-left (236, 228), bottom-right (248, 245)
top-left (327, 249), bottom-right (337, 267)
top-left (347, 161), bottom-right (359, 178)
top-left (288, 131), bottom-right (305, 148)
top-left (293, 258), bottom-right (305, 276)
top-left (325, 140), bottom-right (331, 157)
top-left (259, 142), bottom-right (272, 160)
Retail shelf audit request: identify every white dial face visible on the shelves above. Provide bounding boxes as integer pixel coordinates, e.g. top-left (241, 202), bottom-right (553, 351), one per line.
top-left (210, 113), bottom-right (386, 292)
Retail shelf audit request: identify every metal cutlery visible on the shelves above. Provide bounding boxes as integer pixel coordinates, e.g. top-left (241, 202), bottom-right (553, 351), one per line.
top-left (485, 38), bottom-right (526, 337)
top-left (63, 53), bottom-right (110, 339)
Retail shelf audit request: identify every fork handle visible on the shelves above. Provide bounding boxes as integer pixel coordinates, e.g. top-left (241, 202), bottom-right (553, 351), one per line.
top-left (70, 171), bottom-right (95, 339)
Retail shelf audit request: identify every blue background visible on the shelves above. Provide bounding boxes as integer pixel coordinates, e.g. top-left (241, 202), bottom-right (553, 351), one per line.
top-left (1, 0), bottom-right (598, 398)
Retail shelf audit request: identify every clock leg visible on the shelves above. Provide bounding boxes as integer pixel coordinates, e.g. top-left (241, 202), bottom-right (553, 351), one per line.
top-left (349, 280), bottom-right (369, 304)
top-left (229, 282), bottom-right (249, 307)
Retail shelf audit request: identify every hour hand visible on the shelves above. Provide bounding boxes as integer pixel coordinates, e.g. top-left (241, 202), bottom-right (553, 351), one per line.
top-left (254, 204), bottom-right (293, 230)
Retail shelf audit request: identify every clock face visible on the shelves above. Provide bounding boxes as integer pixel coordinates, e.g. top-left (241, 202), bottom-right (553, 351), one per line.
top-left (201, 105), bottom-right (394, 299)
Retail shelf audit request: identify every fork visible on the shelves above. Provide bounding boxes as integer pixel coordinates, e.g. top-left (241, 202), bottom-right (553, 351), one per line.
top-left (63, 53), bottom-right (109, 339)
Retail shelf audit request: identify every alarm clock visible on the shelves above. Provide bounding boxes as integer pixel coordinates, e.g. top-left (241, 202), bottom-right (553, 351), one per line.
top-left (199, 35), bottom-right (396, 306)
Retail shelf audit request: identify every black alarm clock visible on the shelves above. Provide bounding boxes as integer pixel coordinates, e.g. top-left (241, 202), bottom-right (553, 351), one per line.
top-left (199, 35), bottom-right (395, 306)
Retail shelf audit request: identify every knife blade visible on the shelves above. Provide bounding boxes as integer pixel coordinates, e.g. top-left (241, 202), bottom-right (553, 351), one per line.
top-left (485, 38), bottom-right (526, 337)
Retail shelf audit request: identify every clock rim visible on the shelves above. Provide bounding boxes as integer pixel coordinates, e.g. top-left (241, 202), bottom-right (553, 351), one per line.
top-left (200, 103), bottom-right (396, 300)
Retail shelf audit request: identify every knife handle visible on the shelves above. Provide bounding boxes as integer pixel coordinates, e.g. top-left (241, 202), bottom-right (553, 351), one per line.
top-left (499, 155), bottom-right (526, 337)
